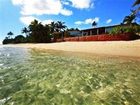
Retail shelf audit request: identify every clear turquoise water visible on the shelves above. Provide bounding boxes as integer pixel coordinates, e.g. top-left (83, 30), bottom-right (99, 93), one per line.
top-left (0, 47), bottom-right (140, 105)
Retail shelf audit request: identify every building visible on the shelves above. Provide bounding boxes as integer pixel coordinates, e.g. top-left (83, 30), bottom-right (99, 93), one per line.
top-left (81, 24), bottom-right (138, 36)
top-left (68, 30), bottom-right (81, 36)
top-left (53, 23), bottom-right (139, 41)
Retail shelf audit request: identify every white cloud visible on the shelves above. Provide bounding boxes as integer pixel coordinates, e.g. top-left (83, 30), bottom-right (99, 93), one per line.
top-left (62, 1), bottom-right (70, 5)
top-left (60, 8), bottom-right (73, 16)
top-left (75, 17), bottom-right (99, 25)
top-left (75, 21), bottom-right (84, 25)
top-left (11, 0), bottom-right (95, 16)
top-left (106, 19), bottom-right (112, 24)
top-left (11, 0), bottom-right (73, 16)
top-left (20, 16), bottom-right (53, 26)
top-left (42, 19), bottom-right (53, 25)
top-left (69, 0), bottom-right (93, 9)
top-left (85, 19), bottom-right (93, 24)
top-left (20, 16), bottom-right (38, 25)
top-left (93, 17), bottom-right (99, 23)
top-left (12, 0), bottom-right (23, 5)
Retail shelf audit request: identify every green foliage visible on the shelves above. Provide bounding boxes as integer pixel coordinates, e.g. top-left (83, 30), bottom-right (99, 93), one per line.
top-left (3, 20), bottom-right (68, 44)
top-left (3, 32), bottom-right (14, 44)
top-left (67, 28), bottom-right (79, 31)
top-left (7, 31), bottom-right (14, 39)
top-left (92, 21), bottom-right (97, 27)
top-left (109, 25), bottom-right (140, 35)
top-left (123, 12), bottom-right (136, 25)
top-left (22, 27), bottom-right (29, 36)
top-left (28, 19), bottom-right (51, 43)
top-left (2, 38), bottom-right (14, 44)
top-left (109, 26), bottom-right (123, 35)
top-left (14, 35), bottom-right (26, 43)
top-left (3, 35), bottom-right (26, 44)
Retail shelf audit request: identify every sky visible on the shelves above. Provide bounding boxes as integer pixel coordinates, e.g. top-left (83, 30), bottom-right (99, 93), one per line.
top-left (0, 0), bottom-right (136, 43)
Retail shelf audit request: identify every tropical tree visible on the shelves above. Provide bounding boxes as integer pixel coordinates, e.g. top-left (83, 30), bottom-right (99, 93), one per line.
top-left (55, 21), bottom-right (67, 40)
top-left (49, 22), bottom-right (56, 33)
top-left (7, 31), bottom-right (13, 39)
top-left (14, 35), bottom-right (26, 43)
top-left (133, 0), bottom-right (140, 19)
top-left (22, 27), bottom-right (29, 37)
top-left (28, 19), bottom-right (41, 42)
top-left (92, 21), bottom-right (97, 28)
top-left (28, 19), bottom-right (39, 32)
top-left (133, 0), bottom-right (140, 6)
top-left (2, 32), bottom-right (14, 44)
top-left (55, 21), bottom-right (67, 32)
top-left (123, 12), bottom-right (136, 25)
top-left (67, 28), bottom-right (79, 31)
top-left (28, 19), bottom-right (51, 43)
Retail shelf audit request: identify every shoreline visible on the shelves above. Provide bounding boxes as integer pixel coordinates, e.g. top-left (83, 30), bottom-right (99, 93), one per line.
top-left (2, 40), bottom-right (140, 58)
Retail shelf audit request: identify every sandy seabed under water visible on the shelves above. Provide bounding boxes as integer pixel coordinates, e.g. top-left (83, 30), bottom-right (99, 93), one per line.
top-left (0, 41), bottom-right (140, 105)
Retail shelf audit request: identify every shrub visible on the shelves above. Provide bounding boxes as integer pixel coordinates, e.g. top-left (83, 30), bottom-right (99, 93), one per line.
top-left (2, 38), bottom-right (14, 44)
top-left (109, 25), bottom-right (140, 35)
top-left (109, 26), bottom-right (123, 35)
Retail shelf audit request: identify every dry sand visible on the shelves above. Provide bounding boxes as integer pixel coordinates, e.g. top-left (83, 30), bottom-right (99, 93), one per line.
top-left (4, 40), bottom-right (140, 58)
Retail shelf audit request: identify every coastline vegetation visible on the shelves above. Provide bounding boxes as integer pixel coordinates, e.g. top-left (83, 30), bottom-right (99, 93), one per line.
top-left (2, 0), bottom-right (140, 44)
top-left (0, 1), bottom-right (140, 105)
top-left (3, 0), bottom-right (140, 44)
top-left (109, 0), bottom-right (140, 36)
top-left (2, 20), bottom-right (69, 44)
top-left (3, 21), bottom-right (140, 44)
top-left (109, 25), bottom-right (140, 35)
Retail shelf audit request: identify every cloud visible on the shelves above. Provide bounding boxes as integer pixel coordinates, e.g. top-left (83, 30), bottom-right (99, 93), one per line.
top-left (11, 0), bottom-right (95, 16)
top-left (12, 0), bottom-right (23, 5)
top-left (69, 0), bottom-right (94, 9)
top-left (42, 19), bottom-right (53, 25)
top-left (106, 19), bottom-right (112, 24)
top-left (85, 18), bottom-right (99, 24)
top-left (62, 1), bottom-right (70, 5)
top-left (75, 17), bottom-right (99, 25)
top-left (20, 16), bottom-right (38, 25)
top-left (20, 16), bottom-right (53, 25)
top-left (11, 0), bottom-right (72, 16)
top-left (0, 40), bottom-right (2, 44)
top-left (74, 21), bottom-right (84, 25)
top-left (60, 8), bottom-right (73, 16)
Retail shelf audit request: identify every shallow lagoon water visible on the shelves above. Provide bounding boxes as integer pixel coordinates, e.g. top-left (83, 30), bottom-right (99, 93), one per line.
top-left (0, 47), bottom-right (140, 105)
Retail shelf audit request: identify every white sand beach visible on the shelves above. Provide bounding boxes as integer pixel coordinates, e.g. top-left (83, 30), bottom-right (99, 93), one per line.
top-left (5, 40), bottom-right (140, 58)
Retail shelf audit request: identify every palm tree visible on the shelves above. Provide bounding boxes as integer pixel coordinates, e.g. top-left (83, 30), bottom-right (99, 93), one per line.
top-left (7, 31), bottom-right (13, 39)
top-left (22, 27), bottom-right (29, 37)
top-left (49, 22), bottom-right (56, 33)
top-left (56, 21), bottom-right (67, 32)
top-left (133, 0), bottom-right (140, 18)
top-left (28, 19), bottom-right (41, 42)
top-left (92, 21), bottom-right (97, 28)
top-left (28, 19), bottom-right (51, 43)
top-left (55, 21), bottom-right (67, 41)
top-left (29, 19), bottom-right (40, 32)
top-left (123, 12), bottom-right (136, 25)
top-left (133, 0), bottom-right (140, 6)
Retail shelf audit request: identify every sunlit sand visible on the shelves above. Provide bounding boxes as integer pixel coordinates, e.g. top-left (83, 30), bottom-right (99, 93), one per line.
top-left (5, 40), bottom-right (140, 58)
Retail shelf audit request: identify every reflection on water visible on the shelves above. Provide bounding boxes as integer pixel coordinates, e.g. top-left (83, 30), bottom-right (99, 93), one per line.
top-left (0, 47), bottom-right (140, 105)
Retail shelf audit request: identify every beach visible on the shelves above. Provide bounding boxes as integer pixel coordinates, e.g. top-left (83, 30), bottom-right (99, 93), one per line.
top-left (1, 41), bottom-right (140, 104)
top-left (5, 40), bottom-right (140, 58)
